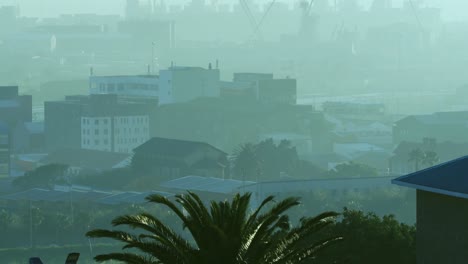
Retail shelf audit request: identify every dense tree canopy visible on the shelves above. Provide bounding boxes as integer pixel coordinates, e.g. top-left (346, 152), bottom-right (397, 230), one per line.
top-left (231, 139), bottom-right (324, 181)
top-left (12, 163), bottom-right (70, 189)
top-left (316, 208), bottom-right (416, 264)
top-left (327, 162), bottom-right (378, 178)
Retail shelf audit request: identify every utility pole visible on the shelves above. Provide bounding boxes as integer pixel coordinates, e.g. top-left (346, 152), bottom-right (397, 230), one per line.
top-left (29, 200), bottom-right (33, 248)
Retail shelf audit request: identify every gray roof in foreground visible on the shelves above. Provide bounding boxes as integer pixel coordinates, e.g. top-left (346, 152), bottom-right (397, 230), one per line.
top-left (0, 186), bottom-right (174, 204)
top-left (161, 175), bottom-right (255, 194)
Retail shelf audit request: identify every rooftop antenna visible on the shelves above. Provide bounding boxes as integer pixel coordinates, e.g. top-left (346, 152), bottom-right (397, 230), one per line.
top-left (89, 66), bottom-right (94, 76)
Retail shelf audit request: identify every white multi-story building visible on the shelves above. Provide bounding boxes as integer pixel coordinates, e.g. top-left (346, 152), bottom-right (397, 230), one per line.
top-left (81, 115), bottom-right (150, 153)
top-left (89, 75), bottom-right (172, 104)
top-left (159, 66), bottom-right (220, 103)
top-left (45, 94), bottom-right (156, 154)
top-left (89, 65), bottom-right (220, 105)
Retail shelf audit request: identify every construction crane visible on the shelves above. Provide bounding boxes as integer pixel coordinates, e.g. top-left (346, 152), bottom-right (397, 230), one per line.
top-left (299, 0), bottom-right (319, 38)
top-left (239, 0), bottom-right (277, 43)
top-left (301, 0), bottom-right (315, 17)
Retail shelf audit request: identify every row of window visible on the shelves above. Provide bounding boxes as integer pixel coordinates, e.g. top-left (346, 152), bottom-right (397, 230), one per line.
top-left (116, 116), bottom-right (148, 125)
top-left (82, 117), bottom-right (149, 126)
top-left (82, 127), bottom-right (148, 136)
top-left (96, 83), bottom-right (159, 92)
top-left (82, 128), bottom-right (109, 136)
top-left (115, 127), bottom-right (148, 134)
top-left (83, 139), bottom-right (109, 146)
top-left (115, 137), bottom-right (146, 144)
top-left (82, 118), bottom-right (109, 125)
top-left (82, 137), bottom-right (147, 146)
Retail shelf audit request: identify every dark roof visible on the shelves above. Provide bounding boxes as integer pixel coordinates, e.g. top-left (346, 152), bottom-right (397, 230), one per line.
top-left (0, 185), bottom-right (174, 204)
top-left (40, 148), bottom-right (130, 170)
top-left (392, 156), bottom-right (468, 199)
top-left (134, 137), bottom-right (226, 157)
top-left (396, 111), bottom-right (468, 126)
top-left (192, 158), bottom-right (226, 169)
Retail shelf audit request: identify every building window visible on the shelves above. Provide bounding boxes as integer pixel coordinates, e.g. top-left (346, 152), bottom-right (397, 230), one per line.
top-left (104, 119), bottom-right (108, 125)
top-left (95, 129), bottom-right (99, 135)
top-left (104, 129), bottom-right (108, 135)
top-left (104, 139), bottom-right (108, 145)
top-left (82, 119), bottom-right (86, 124)
top-left (94, 139), bottom-right (99, 145)
top-left (95, 119), bottom-right (99, 125)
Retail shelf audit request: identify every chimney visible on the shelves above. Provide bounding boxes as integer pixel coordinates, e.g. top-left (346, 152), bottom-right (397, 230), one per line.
top-left (208, 62), bottom-right (212, 70)
top-left (90, 66), bottom-right (94, 76)
top-left (147, 64), bottom-right (151, 74)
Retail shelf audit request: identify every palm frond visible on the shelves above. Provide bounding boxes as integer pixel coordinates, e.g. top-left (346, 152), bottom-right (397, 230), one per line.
top-left (93, 252), bottom-right (156, 264)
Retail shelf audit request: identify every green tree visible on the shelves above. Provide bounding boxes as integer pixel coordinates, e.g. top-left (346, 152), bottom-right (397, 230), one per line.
top-left (422, 150), bottom-right (439, 167)
top-left (231, 143), bottom-right (260, 180)
top-left (13, 163), bottom-right (69, 189)
top-left (327, 162), bottom-right (378, 178)
top-left (231, 139), bottom-right (306, 181)
top-left (86, 192), bottom-right (342, 264)
top-left (316, 208), bottom-right (416, 264)
top-left (408, 148), bottom-right (424, 171)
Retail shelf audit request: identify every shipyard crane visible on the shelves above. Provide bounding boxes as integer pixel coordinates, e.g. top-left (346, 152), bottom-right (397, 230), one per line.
top-left (239, 0), bottom-right (277, 43)
top-left (299, 0), bottom-right (320, 38)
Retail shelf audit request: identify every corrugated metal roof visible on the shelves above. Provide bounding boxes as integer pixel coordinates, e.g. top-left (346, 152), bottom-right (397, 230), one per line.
top-left (0, 186), bottom-right (174, 204)
top-left (242, 177), bottom-right (394, 194)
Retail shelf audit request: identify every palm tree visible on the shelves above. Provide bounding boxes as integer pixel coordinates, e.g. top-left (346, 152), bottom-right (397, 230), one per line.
top-left (422, 151), bottom-right (439, 167)
top-left (408, 148), bottom-right (424, 171)
top-left (231, 143), bottom-right (261, 181)
top-left (86, 192), bottom-right (342, 264)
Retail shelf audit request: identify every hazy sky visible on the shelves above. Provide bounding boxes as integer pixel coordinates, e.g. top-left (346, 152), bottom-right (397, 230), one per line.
top-left (0, 0), bottom-right (467, 21)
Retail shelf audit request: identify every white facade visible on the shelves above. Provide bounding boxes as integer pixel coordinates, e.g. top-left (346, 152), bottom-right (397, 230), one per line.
top-left (90, 67), bottom-right (220, 105)
top-left (89, 75), bottom-right (172, 104)
top-left (159, 67), bottom-right (220, 103)
top-left (81, 115), bottom-right (149, 153)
